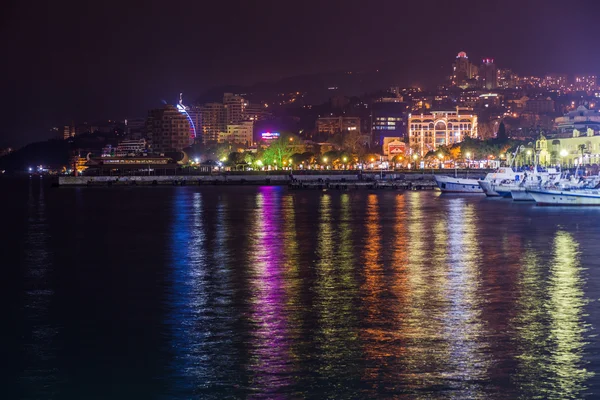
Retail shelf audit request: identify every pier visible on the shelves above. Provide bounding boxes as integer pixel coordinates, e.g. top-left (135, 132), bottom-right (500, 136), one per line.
top-left (58, 173), bottom-right (442, 190)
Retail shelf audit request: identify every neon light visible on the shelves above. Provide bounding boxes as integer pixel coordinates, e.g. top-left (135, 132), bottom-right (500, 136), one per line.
top-left (177, 103), bottom-right (197, 139)
top-left (261, 132), bottom-right (280, 140)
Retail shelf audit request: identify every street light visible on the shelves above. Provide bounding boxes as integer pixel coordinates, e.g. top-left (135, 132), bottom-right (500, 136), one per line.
top-left (560, 149), bottom-right (568, 168)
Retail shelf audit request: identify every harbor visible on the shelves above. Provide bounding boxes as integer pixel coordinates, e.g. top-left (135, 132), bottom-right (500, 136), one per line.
top-left (57, 172), bottom-right (445, 190)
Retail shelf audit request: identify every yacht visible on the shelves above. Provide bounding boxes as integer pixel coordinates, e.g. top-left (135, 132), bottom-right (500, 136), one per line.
top-left (435, 167), bottom-right (518, 194)
top-left (528, 188), bottom-right (600, 205)
top-left (434, 174), bottom-right (485, 193)
top-left (477, 167), bottom-right (519, 196)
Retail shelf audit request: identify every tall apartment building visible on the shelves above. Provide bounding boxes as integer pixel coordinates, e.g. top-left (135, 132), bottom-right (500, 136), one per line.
top-left (146, 105), bottom-right (191, 153)
top-left (223, 93), bottom-right (246, 124)
top-left (199, 103), bottom-right (226, 144)
top-left (574, 75), bottom-right (598, 92)
top-left (63, 124), bottom-right (76, 140)
top-left (371, 101), bottom-right (408, 147)
top-left (480, 58), bottom-right (497, 89)
top-left (408, 109), bottom-right (477, 155)
top-left (543, 73), bottom-right (569, 91)
top-left (451, 51), bottom-right (478, 87)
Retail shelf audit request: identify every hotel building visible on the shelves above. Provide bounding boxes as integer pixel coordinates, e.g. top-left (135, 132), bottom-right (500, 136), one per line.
top-left (408, 109), bottom-right (477, 155)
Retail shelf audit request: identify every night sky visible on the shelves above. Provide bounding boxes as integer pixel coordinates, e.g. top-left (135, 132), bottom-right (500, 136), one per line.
top-left (2, 0), bottom-right (600, 146)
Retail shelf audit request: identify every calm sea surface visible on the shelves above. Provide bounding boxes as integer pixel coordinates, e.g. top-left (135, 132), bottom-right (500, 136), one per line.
top-left (4, 177), bottom-right (600, 399)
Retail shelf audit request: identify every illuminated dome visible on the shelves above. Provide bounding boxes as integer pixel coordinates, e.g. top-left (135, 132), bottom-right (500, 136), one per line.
top-left (457, 51), bottom-right (467, 58)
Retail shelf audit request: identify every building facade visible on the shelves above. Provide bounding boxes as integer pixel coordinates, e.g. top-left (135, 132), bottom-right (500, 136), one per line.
top-left (223, 93), bottom-right (246, 124)
top-left (525, 97), bottom-right (555, 114)
top-left (537, 130), bottom-right (600, 166)
top-left (555, 106), bottom-right (600, 134)
top-left (199, 103), bottom-right (226, 144)
top-left (573, 75), bottom-right (598, 92)
top-left (146, 105), bottom-right (191, 153)
top-left (316, 116), bottom-right (361, 135)
top-left (371, 101), bottom-right (408, 148)
top-left (451, 51), bottom-right (477, 88)
top-left (408, 109), bottom-right (478, 155)
top-left (220, 121), bottom-right (254, 145)
top-left (480, 58), bottom-right (497, 89)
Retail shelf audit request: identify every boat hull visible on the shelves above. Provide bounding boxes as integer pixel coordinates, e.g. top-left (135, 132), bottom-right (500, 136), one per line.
top-left (478, 180), bottom-right (500, 197)
top-left (434, 176), bottom-right (484, 193)
top-left (511, 188), bottom-right (534, 201)
top-left (529, 189), bottom-right (600, 206)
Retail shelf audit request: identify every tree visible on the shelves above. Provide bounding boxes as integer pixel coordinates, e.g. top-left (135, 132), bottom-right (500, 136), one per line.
top-left (497, 121), bottom-right (508, 141)
top-left (261, 137), bottom-right (296, 168)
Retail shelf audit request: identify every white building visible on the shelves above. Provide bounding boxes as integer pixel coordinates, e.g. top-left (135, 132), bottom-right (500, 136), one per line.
top-left (408, 109), bottom-right (477, 155)
top-left (219, 121), bottom-right (254, 146)
top-left (555, 106), bottom-right (600, 134)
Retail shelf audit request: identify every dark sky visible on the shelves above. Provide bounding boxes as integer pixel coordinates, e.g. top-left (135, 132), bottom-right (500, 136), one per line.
top-left (2, 0), bottom-right (600, 146)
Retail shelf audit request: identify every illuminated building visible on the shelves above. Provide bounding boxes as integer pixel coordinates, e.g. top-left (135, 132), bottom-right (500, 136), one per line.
top-left (244, 103), bottom-right (271, 121)
top-left (451, 51), bottom-right (478, 88)
top-left (316, 116), bottom-right (361, 135)
top-left (408, 108), bottom-right (477, 155)
top-left (115, 139), bottom-right (147, 156)
top-left (554, 105), bottom-right (600, 134)
top-left (543, 73), bottom-right (568, 91)
top-left (518, 75), bottom-right (543, 88)
top-left (371, 101), bottom-right (408, 147)
top-left (63, 124), bottom-right (75, 140)
top-left (497, 68), bottom-right (518, 89)
top-left (480, 58), bottom-right (497, 89)
top-left (199, 103), bottom-right (226, 144)
top-left (146, 105), bottom-right (192, 153)
top-left (223, 93), bottom-right (246, 124)
top-left (219, 121), bottom-right (254, 145)
top-left (573, 75), bottom-right (597, 92)
top-left (537, 130), bottom-right (600, 166)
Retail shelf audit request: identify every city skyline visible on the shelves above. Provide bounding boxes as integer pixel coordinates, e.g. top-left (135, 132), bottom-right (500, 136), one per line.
top-left (2, 0), bottom-right (600, 146)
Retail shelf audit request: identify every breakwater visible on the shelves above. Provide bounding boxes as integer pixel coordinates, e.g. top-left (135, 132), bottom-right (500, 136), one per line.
top-left (58, 171), bottom-right (489, 188)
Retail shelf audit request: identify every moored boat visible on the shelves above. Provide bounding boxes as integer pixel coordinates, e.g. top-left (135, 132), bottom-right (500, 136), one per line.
top-left (511, 187), bottom-right (534, 201)
top-left (434, 175), bottom-right (484, 193)
top-left (528, 188), bottom-right (600, 206)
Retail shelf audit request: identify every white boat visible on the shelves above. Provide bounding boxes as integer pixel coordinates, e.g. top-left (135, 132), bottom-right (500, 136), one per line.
top-left (511, 187), bottom-right (534, 201)
top-left (477, 167), bottom-right (519, 197)
top-left (528, 188), bottom-right (600, 206)
top-left (434, 175), bottom-right (484, 193)
top-left (478, 180), bottom-right (498, 196)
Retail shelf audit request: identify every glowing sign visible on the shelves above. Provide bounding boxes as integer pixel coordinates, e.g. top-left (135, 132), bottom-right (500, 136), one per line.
top-left (261, 132), bottom-right (280, 140)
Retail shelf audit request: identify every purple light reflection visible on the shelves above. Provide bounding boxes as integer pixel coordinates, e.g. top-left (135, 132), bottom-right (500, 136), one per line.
top-left (247, 187), bottom-right (293, 396)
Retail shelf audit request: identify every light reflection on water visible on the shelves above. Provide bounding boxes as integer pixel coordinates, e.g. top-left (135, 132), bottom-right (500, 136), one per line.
top-left (10, 183), bottom-right (599, 399)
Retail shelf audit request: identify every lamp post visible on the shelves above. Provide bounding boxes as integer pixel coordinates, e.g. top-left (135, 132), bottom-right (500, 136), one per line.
top-left (560, 149), bottom-right (568, 169)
